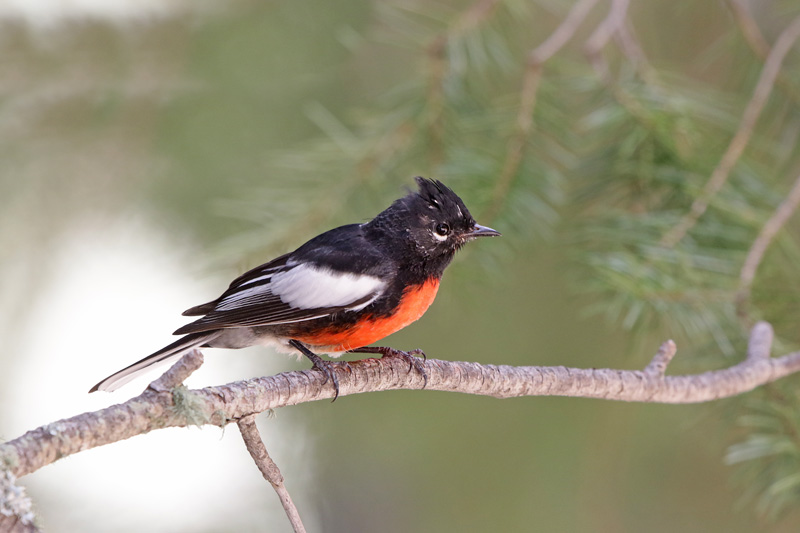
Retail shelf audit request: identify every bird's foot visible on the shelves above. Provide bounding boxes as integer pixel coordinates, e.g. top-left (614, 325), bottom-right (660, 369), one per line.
top-left (349, 346), bottom-right (428, 388)
top-left (290, 340), bottom-right (341, 401)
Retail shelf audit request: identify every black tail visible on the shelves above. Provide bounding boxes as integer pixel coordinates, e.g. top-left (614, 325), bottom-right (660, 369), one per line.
top-left (89, 331), bottom-right (220, 393)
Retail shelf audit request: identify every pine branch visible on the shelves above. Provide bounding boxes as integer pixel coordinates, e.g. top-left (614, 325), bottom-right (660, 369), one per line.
top-left (581, 0), bottom-right (663, 135)
top-left (426, 0), bottom-right (503, 167)
top-left (584, 0), bottom-right (630, 83)
top-left (614, 17), bottom-right (657, 85)
top-left (482, 0), bottom-right (601, 221)
top-left (726, 0), bottom-right (800, 103)
top-left (736, 173), bottom-right (800, 320)
top-left (660, 13), bottom-right (800, 248)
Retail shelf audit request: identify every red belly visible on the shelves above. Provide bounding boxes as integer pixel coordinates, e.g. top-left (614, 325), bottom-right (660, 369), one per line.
top-left (295, 278), bottom-right (440, 352)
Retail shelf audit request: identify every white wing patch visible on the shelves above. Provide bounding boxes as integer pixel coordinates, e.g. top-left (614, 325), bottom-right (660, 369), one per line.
top-left (237, 273), bottom-right (273, 287)
top-left (270, 264), bottom-right (385, 310)
top-left (236, 264), bottom-right (287, 287)
top-left (215, 283), bottom-right (273, 310)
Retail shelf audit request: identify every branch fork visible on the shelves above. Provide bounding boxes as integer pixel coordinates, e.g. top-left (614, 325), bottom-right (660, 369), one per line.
top-left (1, 320), bottom-right (796, 530)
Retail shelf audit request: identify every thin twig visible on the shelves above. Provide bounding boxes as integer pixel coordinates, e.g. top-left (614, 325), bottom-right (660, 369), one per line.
top-left (530, 0), bottom-right (602, 65)
top-left (237, 415), bottom-right (306, 533)
top-left (148, 349), bottom-right (204, 392)
top-left (482, 0), bottom-right (601, 222)
top-left (736, 173), bottom-right (800, 319)
top-left (615, 18), bottom-right (657, 85)
top-left (4, 320), bottom-right (800, 482)
top-left (584, 0), bottom-right (631, 83)
top-left (644, 340), bottom-right (677, 377)
top-left (426, 34), bottom-right (447, 168)
top-left (582, 0), bottom-right (666, 150)
top-left (726, 0), bottom-right (800, 103)
top-left (660, 14), bottom-right (800, 248)
top-left (581, 0), bottom-right (662, 131)
top-left (746, 321), bottom-right (774, 361)
top-left (726, 0), bottom-right (770, 57)
top-left (427, 0), bottom-right (503, 167)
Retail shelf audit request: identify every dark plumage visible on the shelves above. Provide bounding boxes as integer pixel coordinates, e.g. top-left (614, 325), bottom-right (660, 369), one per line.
top-left (90, 177), bottom-right (499, 394)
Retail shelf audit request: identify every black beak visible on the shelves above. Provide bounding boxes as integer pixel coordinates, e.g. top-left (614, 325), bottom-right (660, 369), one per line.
top-left (466, 224), bottom-right (501, 238)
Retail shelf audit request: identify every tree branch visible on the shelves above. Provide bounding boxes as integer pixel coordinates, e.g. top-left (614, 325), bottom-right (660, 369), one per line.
top-left (584, 0), bottom-right (630, 83)
top-left (614, 18), bottom-right (657, 85)
top-left (2, 321), bottom-right (799, 483)
top-left (660, 13), bottom-right (800, 248)
top-left (482, 0), bottom-right (601, 222)
top-left (580, 0), bottom-right (662, 131)
top-left (726, 0), bottom-right (800, 103)
top-left (736, 173), bottom-right (800, 319)
top-left (237, 415), bottom-right (306, 533)
top-left (426, 0), bottom-right (503, 167)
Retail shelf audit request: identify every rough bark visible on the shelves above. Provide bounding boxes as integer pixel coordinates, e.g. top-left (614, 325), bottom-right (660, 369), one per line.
top-left (2, 322), bottom-right (796, 481)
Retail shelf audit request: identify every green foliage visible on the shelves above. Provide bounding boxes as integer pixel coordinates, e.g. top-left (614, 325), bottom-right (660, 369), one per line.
top-left (2, 0), bottom-right (800, 529)
top-left (571, 85), bottom-right (755, 354)
top-left (224, 1), bottom-right (800, 356)
top-left (196, 0), bottom-right (800, 521)
top-left (214, 0), bottom-right (572, 262)
top-left (727, 390), bottom-right (800, 519)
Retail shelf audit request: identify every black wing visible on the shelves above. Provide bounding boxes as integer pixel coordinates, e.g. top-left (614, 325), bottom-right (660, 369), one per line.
top-left (181, 253), bottom-right (292, 317)
top-left (174, 224), bottom-right (394, 334)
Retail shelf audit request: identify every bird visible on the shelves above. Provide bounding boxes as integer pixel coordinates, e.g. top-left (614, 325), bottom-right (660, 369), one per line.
top-left (90, 177), bottom-right (500, 397)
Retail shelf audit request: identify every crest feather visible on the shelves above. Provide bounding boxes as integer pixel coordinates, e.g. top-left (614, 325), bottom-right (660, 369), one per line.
top-left (413, 176), bottom-right (464, 212)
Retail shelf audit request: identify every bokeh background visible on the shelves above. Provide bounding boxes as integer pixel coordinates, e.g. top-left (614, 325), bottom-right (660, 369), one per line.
top-left (2, 0), bottom-right (800, 531)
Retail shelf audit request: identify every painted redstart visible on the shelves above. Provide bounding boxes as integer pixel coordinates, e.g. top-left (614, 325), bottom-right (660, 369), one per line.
top-left (90, 177), bottom-right (500, 397)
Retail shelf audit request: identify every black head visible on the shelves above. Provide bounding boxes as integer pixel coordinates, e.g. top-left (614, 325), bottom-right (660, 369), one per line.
top-left (366, 177), bottom-right (500, 273)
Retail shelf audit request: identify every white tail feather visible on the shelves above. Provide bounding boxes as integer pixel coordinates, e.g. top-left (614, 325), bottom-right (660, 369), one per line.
top-left (90, 332), bottom-right (219, 393)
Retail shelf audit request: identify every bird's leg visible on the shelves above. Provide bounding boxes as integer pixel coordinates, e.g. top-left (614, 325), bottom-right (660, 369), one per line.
top-left (347, 346), bottom-right (428, 388)
top-left (289, 340), bottom-right (341, 401)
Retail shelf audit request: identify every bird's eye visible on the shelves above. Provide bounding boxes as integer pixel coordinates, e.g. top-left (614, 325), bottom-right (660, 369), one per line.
top-left (434, 223), bottom-right (451, 236)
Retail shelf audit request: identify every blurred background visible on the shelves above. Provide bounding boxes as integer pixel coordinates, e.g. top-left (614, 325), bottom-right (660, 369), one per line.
top-left (2, 0), bottom-right (800, 531)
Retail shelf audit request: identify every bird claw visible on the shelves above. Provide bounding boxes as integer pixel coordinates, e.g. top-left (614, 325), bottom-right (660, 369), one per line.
top-left (290, 339), bottom-right (341, 401)
top-left (408, 348), bottom-right (427, 363)
top-left (379, 348), bottom-right (428, 388)
top-left (311, 359), bottom-right (341, 401)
